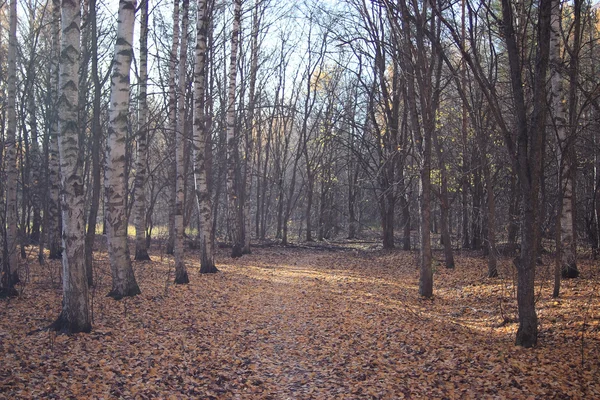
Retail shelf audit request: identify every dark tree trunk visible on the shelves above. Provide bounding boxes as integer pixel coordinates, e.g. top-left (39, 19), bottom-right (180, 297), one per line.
top-left (501, 0), bottom-right (552, 347)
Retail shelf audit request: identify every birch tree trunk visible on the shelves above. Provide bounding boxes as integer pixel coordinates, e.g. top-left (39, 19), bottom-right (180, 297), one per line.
top-left (47, 0), bottom-right (63, 262)
top-left (2, 0), bottom-right (19, 296)
top-left (194, 0), bottom-right (217, 273)
top-left (550, 0), bottom-right (578, 290)
top-left (133, 0), bottom-right (151, 261)
top-left (105, 0), bottom-right (141, 299)
top-left (226, 0), bottom-right (243, 258)
top-left (51, 0), bottom-right (91, 332)
top-left (174, 0), bottom-right (190, 284)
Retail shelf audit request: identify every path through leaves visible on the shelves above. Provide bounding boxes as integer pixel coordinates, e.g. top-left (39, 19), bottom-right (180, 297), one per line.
top-left (1, 245), bottom-right (599, 398)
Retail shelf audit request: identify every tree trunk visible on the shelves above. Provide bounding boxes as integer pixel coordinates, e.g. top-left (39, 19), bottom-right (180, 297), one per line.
top-left (84, 0), bottom-right (104, 286)
top-left (501, 0), bottom-right (552, 347)
top-left (105, 0), bottom-right (141, 299)
top-left (2, 0), bottom-right (19, 296)
top-left (483, 157), bottom-right (498, 277)
top-left (174, 0), bottom-right (190, 284)
top-left (165, 0), bottom-right (180, 257)
top-left (381, 194), bottom-right (395, 249)
top-left (460, 0), bottom-right (470, 250)
top-left (226, 0), bottom-right (243, 258)
top-left (51, 0), bottom-right (91, 332)
top-left (194, 0), bottom-right (217, 274)
top-left (242, 1), bottom-right (261, 254)
top-left (433, 131), bottom-right (455, 268)
top-left (507, 168), bottom-right (519, 254)
top-left (550, 0), bottom-right (578, 286)
top-left (28, 85), bottom-right (42, 245)
top-left (471, 160), bottom-right (482, 250)
top-left (134, 0), bottom-right (151, 261)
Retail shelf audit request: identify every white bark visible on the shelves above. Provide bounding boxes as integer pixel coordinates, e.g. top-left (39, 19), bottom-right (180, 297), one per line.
top-left (194, 0), bottom-right (217, 273)
top-left (3, 0), bottom-right (19, 293)
top-left (52, 0), bottom-right (91, 332)
top-left (226, 0), bottom-right (243, 258)
top-left (174, 0), bottom-right (190, 284)
top-left (105, 0), bottom-right (140, 299)
top-left (550, 0), bottom-right (577, 280)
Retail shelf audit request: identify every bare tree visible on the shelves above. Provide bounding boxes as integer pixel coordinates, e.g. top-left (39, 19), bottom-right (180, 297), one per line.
top-left (105, 0), bottom-right (141, 299)
top-left (551, 0), bottom-right (579, 299)
top-left (50, 0), bottom-right (91, 332)
top-left (194, 0), bottom-right (218, 273)
top-left (174, 0), bottom-right (190, 284)
top-left (1, 0), bottom-right (19, 297)
top-left (133, 0), bottom-right (151, 261)
top-left (226, 0), bottom-right (243, 257)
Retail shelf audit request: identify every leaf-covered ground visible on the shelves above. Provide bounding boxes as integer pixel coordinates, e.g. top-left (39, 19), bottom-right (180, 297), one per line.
top-left (1, 243), bottom-right (599, 399)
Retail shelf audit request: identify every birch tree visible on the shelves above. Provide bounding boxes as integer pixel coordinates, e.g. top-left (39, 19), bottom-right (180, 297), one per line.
top-left (550, 0), bottom-right (579, 295)
top-left (2, 0), bottom-right (19, 296)
top-left (226, 0), bottom-right (243, 258)
top-left (174, 0), bottom-right (190, 284)
top-left (51, 0), bottom-right (91, 332)
top-left (194, 0), bottom-right (218, 273)
top-left (105, 0), bottom-right (141, 299)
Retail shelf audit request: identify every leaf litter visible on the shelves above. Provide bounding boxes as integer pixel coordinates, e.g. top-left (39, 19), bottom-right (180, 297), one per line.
top-left (1, 245), bottom-right (599, 399)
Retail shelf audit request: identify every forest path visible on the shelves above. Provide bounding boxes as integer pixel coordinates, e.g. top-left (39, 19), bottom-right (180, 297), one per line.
top-left (0, 246), bottom-right (599, 399)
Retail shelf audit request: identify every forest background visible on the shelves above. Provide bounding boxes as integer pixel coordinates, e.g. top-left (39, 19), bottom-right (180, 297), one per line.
top-left (0, 0), bottom-right (599, 390)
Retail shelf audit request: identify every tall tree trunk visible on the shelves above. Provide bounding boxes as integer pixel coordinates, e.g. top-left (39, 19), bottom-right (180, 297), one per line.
top-left (419, 142), bottom-right (433, 297)
top-left (242, 1), bottom-right (261, 253)
top-left (174, 0), bottom-right (190, 284)
top-left (134, 0), bottom-right (151, 261)
top-left (29, 88), bottom-right (42, 245)
top-left (2, 0), bottom-right (19, 296)
top-left (433, 132), bottom-right (455, 268)
top-left (551, 0), bottom-right (578, 287)
top-left (507, 168), bottom-right (519, 253)
top-left (460, 0), bottom-right (470, 250)
top-left (482, 152), bottom-right (498, 277)
top-left (51, 0), bottom-right (91, 332)
top-left (471, 159), bottom-right (483, 250)
top-left (501, 0), bottom-right (552, 347)
top-left (105, 0), bottom-right (141, 299)
top-left (194, 0), bottom-right (217, 274)
top-left (565, 0), bottom-right (581, 277)
top-left (226, 0), bottom-right (243, 258)
top-left (166, 0), bottom-right (180, 257)
top-left (84, 0), bottom-right (104, 286)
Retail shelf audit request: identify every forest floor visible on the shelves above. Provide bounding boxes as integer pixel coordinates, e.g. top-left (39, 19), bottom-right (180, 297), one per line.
top-left (1, 240), bottom-right (600, 399)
